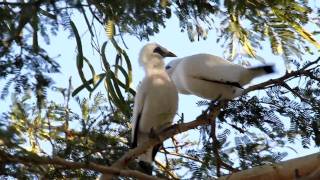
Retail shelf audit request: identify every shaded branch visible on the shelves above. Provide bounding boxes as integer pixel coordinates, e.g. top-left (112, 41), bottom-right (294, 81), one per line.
top-left (210, 117), bottom-right (237, 175)
top-left (0, 150), bottom-right (159, 180)
top-left (282, 82), bottom-right (309, 102)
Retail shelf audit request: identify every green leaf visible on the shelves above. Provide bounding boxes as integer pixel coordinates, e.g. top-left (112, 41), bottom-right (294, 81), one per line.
top-left (83, 56), bottom-right (96, 84)
top-left (101, 41), bottom-right (110, 70)
top-left (120, 51), bottom-right (133, 87)
top-left (104, 70), bottom-right (130, 117)
top-left (72, 73), bottom-right (106, 97)
top-left (70, 21), bottom-right (83, 68)
top-left (76, 55), bottom-right (92, 92)
top-left (113, 65), bottom-right (130, 92)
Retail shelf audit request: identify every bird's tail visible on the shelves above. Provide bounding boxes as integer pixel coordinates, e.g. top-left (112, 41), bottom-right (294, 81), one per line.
top-left (248, 64), bottom-right (275, 77)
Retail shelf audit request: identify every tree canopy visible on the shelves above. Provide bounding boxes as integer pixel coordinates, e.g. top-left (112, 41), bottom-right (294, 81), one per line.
top-left (0, 0), bottom-right (319, 179)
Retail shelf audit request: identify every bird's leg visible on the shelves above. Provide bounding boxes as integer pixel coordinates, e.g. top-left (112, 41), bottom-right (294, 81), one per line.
top-left (149, 127), bottom-right (159, 140)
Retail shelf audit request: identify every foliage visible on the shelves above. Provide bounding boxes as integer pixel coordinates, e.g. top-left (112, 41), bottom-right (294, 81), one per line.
top-left (0, 0), bottom-right (320, 179)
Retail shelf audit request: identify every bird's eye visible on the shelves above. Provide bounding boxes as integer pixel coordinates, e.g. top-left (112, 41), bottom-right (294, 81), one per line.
top-left (153, 47), bottom-right (165, 56)
top-left (165, 65), bottom-right (171, 70)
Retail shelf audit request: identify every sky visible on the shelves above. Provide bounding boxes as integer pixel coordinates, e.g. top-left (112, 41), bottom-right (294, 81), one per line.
top-left (0, 5), bottom-right (319, 172)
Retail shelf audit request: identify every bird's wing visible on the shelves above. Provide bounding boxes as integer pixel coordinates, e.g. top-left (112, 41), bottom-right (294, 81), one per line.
top-left (131, 81), bottom-right (147, 148)
top-left (198, 77), bottom-right (243, 89)
top-left (182, 54), bottom-right (246, 84)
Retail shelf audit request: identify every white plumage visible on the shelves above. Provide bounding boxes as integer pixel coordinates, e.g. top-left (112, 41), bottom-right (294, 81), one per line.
top-left (131, 43), bottom-right (178, 174)
top-left (166, 54), bottom-right (275, 100)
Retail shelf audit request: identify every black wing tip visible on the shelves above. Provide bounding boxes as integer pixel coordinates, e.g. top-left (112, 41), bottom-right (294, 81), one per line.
top-left (249, 64), bottom-right (275, 74)
top-left (262, 65), bottom-right (275, 74)
top-left (131, 112), bottom-right (141, 149)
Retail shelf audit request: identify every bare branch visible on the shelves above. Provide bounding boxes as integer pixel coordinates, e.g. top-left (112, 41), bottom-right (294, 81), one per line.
top-left (0, 150), bottom-right (159, 180)
top-left (210, 117), bottom-right (237, 175)
top-left (282, 82), bottom-right (309, 102)
top-left (218, 153), bottom-right (320, 180)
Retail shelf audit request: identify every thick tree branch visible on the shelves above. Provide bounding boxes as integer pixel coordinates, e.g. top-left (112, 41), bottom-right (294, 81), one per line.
top-left (0, 150), bottom-right (158, 180)
top-left (218, 153), bottom-right (320, 180)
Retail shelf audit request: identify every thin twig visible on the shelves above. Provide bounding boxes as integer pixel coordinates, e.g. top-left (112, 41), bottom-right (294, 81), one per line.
top-left (210, 118), bottom-right (221, 176)
top-left (155, 160), bottom-right (180, 180)
top-left (160, 151), bottom-right (205, 164)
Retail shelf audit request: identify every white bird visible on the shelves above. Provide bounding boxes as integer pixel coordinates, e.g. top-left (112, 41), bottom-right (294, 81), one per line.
top-left (166, 54), bottom-right (275, 100)
top-left (131, 43), bottom-right (178, 174)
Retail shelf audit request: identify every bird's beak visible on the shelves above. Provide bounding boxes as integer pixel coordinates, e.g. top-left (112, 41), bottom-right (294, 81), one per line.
top-left (165, 51), bottom-right (177, 57)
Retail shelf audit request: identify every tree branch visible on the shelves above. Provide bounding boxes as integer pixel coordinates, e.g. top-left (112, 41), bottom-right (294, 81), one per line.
top-left (218, 152), bottom-right (320, 180)
top-left (282, 82), bottom-right (309, 102)
top-left (210, 117), bottom-right (237, 175)
top-left (0, 150), bottom-right (159, 180)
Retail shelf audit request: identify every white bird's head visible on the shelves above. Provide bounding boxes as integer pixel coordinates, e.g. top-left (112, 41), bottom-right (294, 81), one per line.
top-left (139, 43), bottom-right (176, 71)
top-left (165, 59), bottom-right (181, 76)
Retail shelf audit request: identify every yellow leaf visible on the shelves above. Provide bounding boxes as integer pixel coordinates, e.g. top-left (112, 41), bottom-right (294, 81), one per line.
top-left (290, 22), bottom-right (320, 49)
top-left (276, 41), bottom-right (283, 54)
top-left (231, 34), bottom-right (237, 60)
top-left (272, 7), bottom-right (320, 49)
top-left (105, 20), bottom-right (115, 39)
top-left (242, 36), bottom-right (256, 57)
top-left (93, 74), bottom-right (100, 85)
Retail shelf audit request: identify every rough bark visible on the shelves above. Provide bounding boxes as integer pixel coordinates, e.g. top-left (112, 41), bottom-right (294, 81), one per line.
top-left (219, 153), bottom-right (320, 180)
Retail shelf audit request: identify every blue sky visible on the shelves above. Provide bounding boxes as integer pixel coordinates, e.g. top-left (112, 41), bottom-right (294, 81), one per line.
top-left (0, 8), bottom-right (319, 169)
